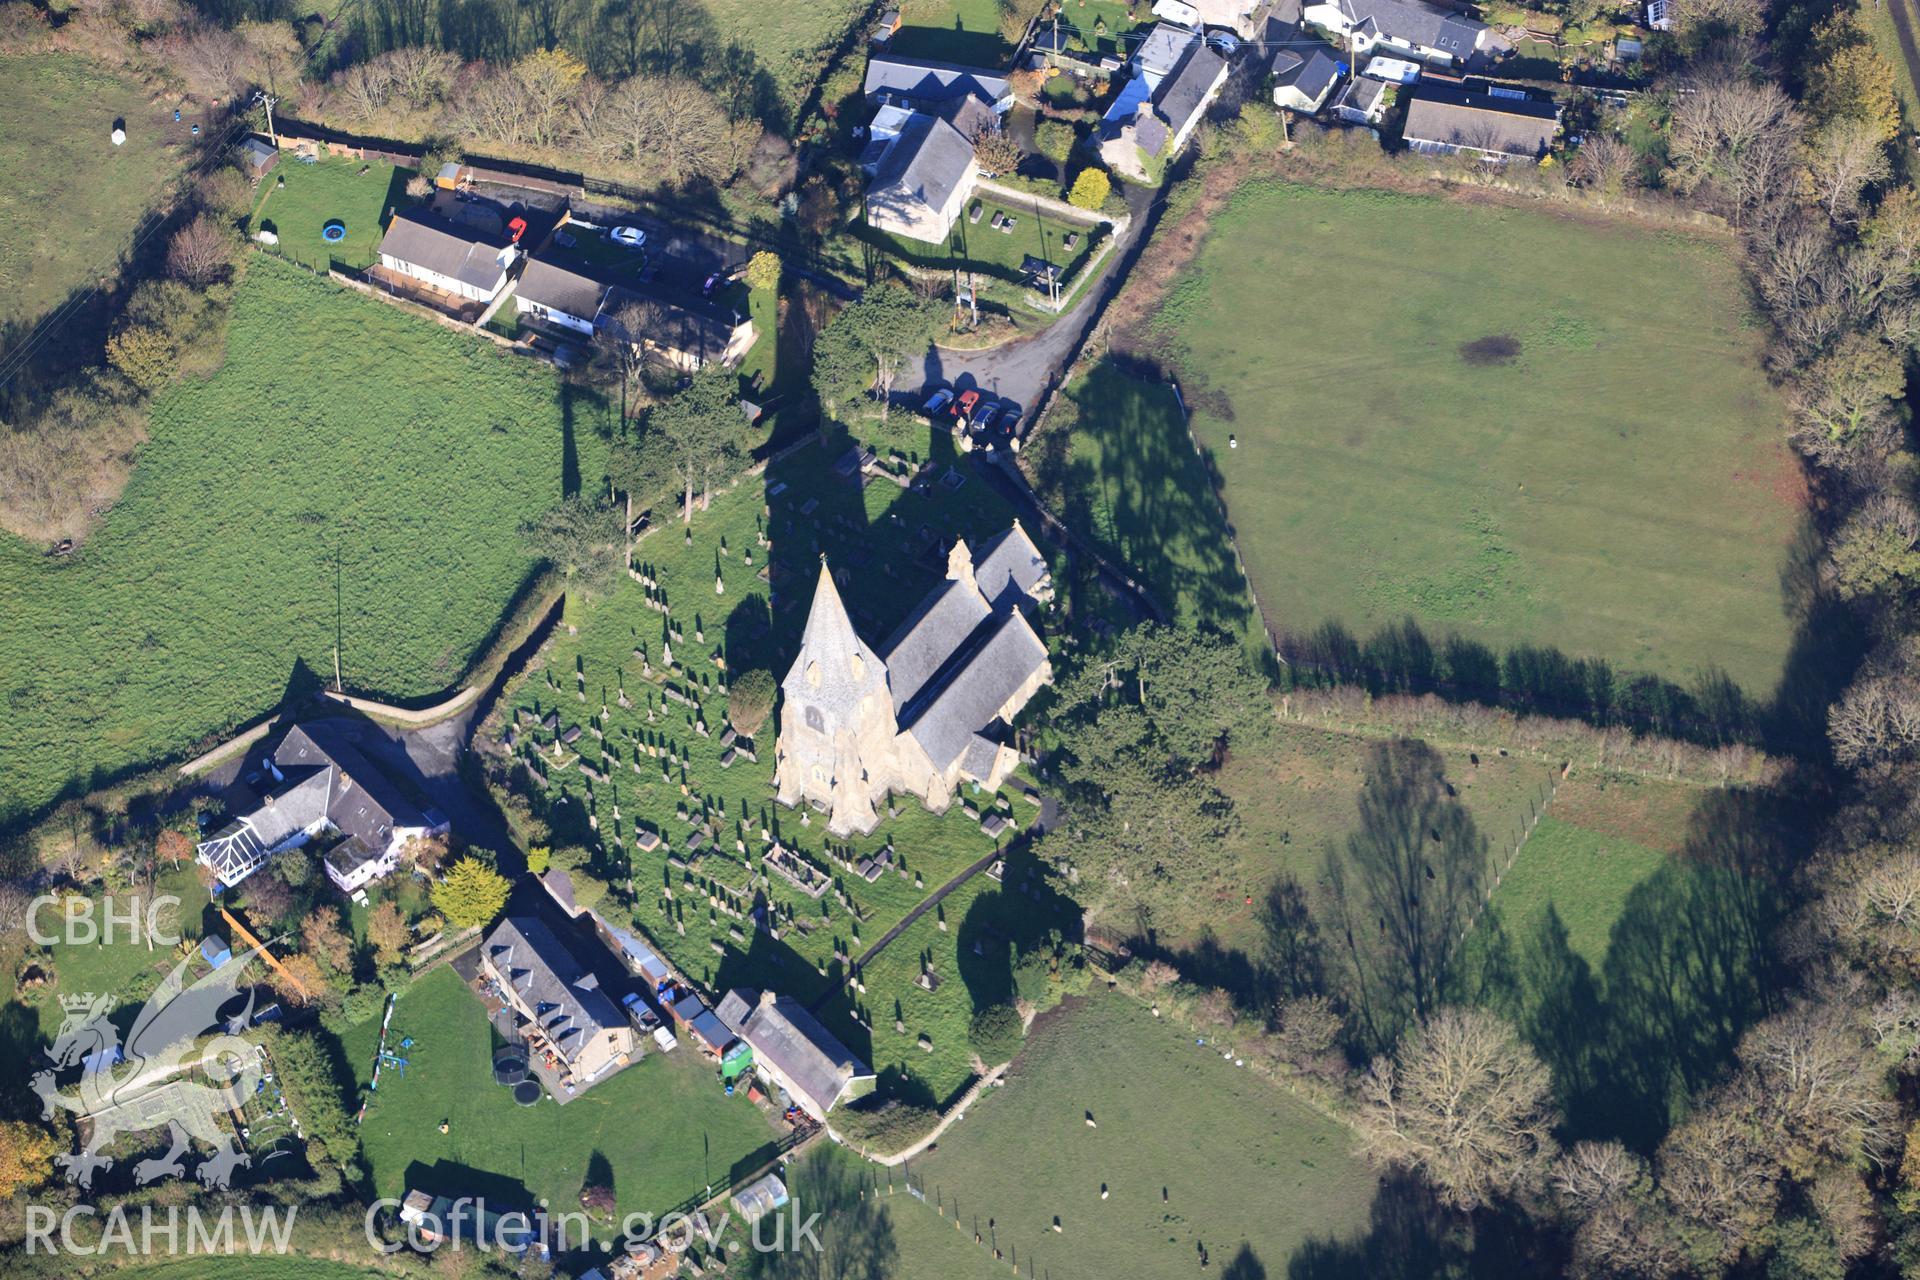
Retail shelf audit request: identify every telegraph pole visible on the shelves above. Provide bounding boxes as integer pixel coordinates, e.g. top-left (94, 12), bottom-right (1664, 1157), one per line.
top-left (253, 89), bottom-right (280, 148)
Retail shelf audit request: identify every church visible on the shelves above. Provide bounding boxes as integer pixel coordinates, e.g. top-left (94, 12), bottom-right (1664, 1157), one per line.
top-left (773, 523), bottom-right (1053, 836)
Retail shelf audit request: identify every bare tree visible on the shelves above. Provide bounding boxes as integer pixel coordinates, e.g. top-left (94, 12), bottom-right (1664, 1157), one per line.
top-left (166, 214), bottom-right (238, 288)
top-left (1830, 668), bottom-right (1920, 766)
top-left (1823, 492), bottom-right (1920, 599)
top-left (1655, 1096), bottom-right (1778, 1265)
top-left (1354, 1006), bottom-right (1559, 1211)
top-left (1569, 136), bottom-right (1636, 196)
top-left (1666, 72), bottom-right (1803, 223)
top-left (1805, 118), bottom-right (1891, 222)
top-left (1737, 1002), bottom-right (1897, 1178)
top-left (1552, 1141), bottom-right (1646, 1217)
top-left (591, 73), bottom-right (730, 184)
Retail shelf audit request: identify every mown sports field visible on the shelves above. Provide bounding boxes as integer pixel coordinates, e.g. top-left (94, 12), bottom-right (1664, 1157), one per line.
top-left (1153, 182), bottom-right (1804, 704)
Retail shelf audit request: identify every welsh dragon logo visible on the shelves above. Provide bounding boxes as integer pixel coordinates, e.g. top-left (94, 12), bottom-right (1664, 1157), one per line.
top-left (32, 945), bottom-right (267, 1189)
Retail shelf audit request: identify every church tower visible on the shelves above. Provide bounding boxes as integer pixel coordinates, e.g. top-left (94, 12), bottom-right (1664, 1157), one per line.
top-left (773, 561), bottom-right (899, 835)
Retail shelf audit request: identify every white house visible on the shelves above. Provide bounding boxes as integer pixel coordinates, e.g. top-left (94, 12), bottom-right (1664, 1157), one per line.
top-left (716, 988), bottom-right (876, 1121)
top-left (195, 724), bottom-right (446, 893)
top-left (1302, 0), bottom-right (1496, 67)
top-left (514, 255), bottom-right (605, 335)
top-left (377, 208), bottom-right (517, 303)
top-left (1268, 23), bottom-right (1347, 113)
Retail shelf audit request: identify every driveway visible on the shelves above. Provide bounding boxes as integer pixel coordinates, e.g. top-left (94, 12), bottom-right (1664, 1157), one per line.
top-left (900, 178), bottom-right (1158, 422)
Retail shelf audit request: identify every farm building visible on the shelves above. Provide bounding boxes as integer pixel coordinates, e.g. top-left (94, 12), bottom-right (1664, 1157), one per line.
top-left (1300, 0), bottom-right (1496, 67)
top-left (194, 723), bottom-right (448, 892)
top-left (376, 208), bottom-right (519, 304)
top-left (773, 523), bottom-right (1052, 836)
top-left (1400, 82), bottom-right (1561, 162)
top-left (481, 917), bottom-right (636, 1090)
top-left (716, 988), bottom-right (876, 1120)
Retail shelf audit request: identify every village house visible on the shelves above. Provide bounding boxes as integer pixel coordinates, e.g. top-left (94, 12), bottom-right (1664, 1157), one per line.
top-left (1400, 82), bottom-right (1561, 162)
top-left (1301, 0), bottom-right (1498, 67)
top-left (1098, 23), bottom-right (1230, 182)
top-left (774, 524), bottom-right (1052, 836)
top-left (195, 723), bottom-right (447, 893)
top-left (716, 988), bottom-right (876, 1121)
top-left (860, 57), bottom-right (1010, 244)
top-left (515, 251), bottom-right (756, 370)
top-left (1267, 22), bottom-right (1347, 114)
top-left (1333, 73), bottom-right (1391, 124)
top-left (481, 916), bottom-right (636, 1092)
top-left (376, 208), bottom-right (520, 304)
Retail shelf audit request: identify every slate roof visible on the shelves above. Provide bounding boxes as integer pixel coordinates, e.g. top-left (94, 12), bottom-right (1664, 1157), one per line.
top-left (597, 282), bottom-right (747, 365)
top-left (973, 522), bottom-right (1049, 608)
top-left (378, 209), bottom-right (512, 292)
top-left (483, 916), bottom-right (626, 1067)
top-left (882, 575), bottom-right (994, 714)
top-left (1147, 43), bottom-right (1228, 153)
top-left (1332, 0), bottom-right (1487, 55)
top-left (868, 112), bottom-right (978, 224)
top-left (725, 988), bottom-right (873, 1115)
top-left (196, 723), bottom-right (427, 886)
top-left (864, 55), bottom-right (1011, 106)
top-left (1402, 82), bottom-right (1560, 158)
top-left (901, 610), bottom-right (1050, 772)
top-left (517, 254), bottom-right (606, 322)
top-left (1269, 25), bottom-right (1345, 102)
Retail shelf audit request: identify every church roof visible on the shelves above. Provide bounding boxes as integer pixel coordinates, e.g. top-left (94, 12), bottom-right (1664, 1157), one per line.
top-left (784, 561), bottom-right (888, 717)
top-left (901, 610), bottom-right (1050, 771)
top-left (881, 576), bottom-right (993, 714)
top-left (972, 521), bottom-right (1048, 609)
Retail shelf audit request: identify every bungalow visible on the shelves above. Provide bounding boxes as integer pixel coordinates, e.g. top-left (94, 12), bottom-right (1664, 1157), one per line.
top-left (1401, 82), bottom-right (1561, 162)
top-left (864, 55), bottom-right (1014, 113)
top-left (377, 208), bottom-right (518, 303)
top-left (1267, 23), bottom-right (1347, 113)
top-left (195, 723), bottom-right (448, 893)
top-left (863, 109), bottom-right (981, 244)
top-left (1099, 26), bottom-right (1229, 181)
top-left (597, 281), bottom-right (755, 371)
top-left (481, 916), bottom-right (636, 1088)
top-left (717, 988), bottom-right (876, 1120)
top-left (1301, 0), bottom-right (1496, 67)
top-left (514, 254), bottom-right (604, 336)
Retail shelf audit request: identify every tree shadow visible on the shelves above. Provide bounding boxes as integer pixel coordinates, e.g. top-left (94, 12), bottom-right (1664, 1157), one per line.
top-left (1286, 1170), bottom-right (1559, 1278)
top-left (742, 1144), bottom-right (900, 1278)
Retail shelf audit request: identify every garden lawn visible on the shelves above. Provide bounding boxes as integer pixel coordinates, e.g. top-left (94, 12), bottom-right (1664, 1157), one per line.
top-left (858, 198), bottom-right (1100, 292)
top-left (1156, 182), bottom-right (1803, 703)
top-left (1028, 361), bottom-right (1262, 648)
top-left (343, 965), bottom-right (778, 1221)
top-left (0, 255), bottom-right (609, 824)
top-left (911, 991), bottom-right (1375, 1280)
top-left (249, 156), bottom-right (409, 271)
top-left (498, 415), bottom-right (1047, 1104)
top-left (890, 0), bottom-right (1012, 64)
top-left (0, 55), bottom-right (195, 331)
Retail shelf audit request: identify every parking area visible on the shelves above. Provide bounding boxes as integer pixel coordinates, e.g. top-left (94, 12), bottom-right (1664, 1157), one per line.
top-left (905, 380), bottom-right (1028, 457)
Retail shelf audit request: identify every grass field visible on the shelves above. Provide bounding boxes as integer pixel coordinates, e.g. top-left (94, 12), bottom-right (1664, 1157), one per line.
top-left (0, 256), bottom-right (610, 825)
top-left (910, 991), bottom-right (1376, 1280)
top-left (343, 965), bottom-right (778, 1221)
top-left (1029, 361), bottom-right (1263, 648)
top-left (1155, 182), bottom-right (1803, 705)
top-left (0, 55), bottom-right (197, 332)
top-left (697, 0), bottom-right (869, 106)
top-left (498, 414), bottom-right (1060, 1107)
top-left (1864, 0), bottom-right (1920, 131)
top-left (1454, 771), bottom-right (1791, 1147)
top-left (108, 1261), bottom-right (388, 1280)
top-left (250, 156), bottom-right (409, 272)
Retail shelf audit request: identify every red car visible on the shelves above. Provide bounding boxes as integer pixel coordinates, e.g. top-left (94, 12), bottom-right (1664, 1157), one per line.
top-left (951, 389), bottom-right (981, 421)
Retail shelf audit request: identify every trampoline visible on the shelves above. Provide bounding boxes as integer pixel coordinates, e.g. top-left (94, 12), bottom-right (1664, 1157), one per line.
top-left (321, 220), bottom-right (347, 244)
top-left (512, 1081), bottom-right (541, 1106)
top-left (492, 1049), bottom-right (529, 1086)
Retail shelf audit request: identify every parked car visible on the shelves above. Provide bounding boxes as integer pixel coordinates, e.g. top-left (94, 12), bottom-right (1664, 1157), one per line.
top-left (922, 386), bottom-right (954, 417)
top-left (701, 272), bottom-right (728, 297)
top-left (972, 402), bottom-right (1002, 434)
top-left (652, 1025), bottom-right (679, 1052)
top-left (952, 388), bottom-right (982, 420)
top-left (1207, 30), bottom-right (1240, 54)
top-left (610, 225), bottom-right (647, 249)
